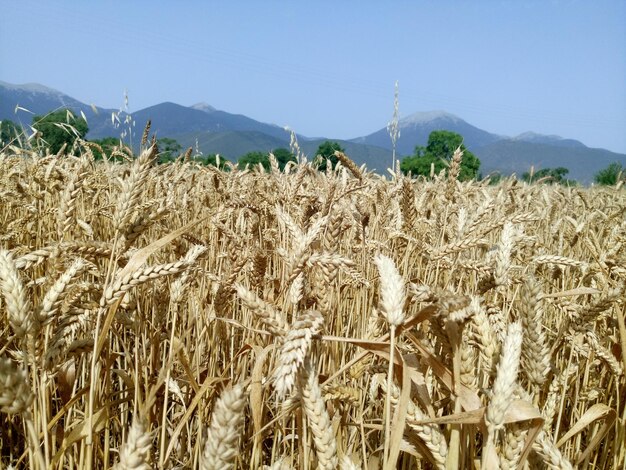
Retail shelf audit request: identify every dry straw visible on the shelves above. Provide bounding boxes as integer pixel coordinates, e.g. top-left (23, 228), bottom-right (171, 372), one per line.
top-left (0, 139), bottom-right (624, 469)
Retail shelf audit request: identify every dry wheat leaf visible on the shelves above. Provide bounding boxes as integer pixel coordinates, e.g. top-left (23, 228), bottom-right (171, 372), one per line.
top-left (164, 376), bottom-right (226, 463)
top-left (174, 339), bottom-right (201, 395)
top-left (481, 443), bottom-right (500, 470)
top-left (115, 215), bottom-right (212, 283)
top-left (555, 403), bottom-right (617, 464)
top-left (386, 354), bottom-right (412, 470)
top-left (404, 353), bottom-right (437, 417)
top-left (406, 332), bottom-right (482, 411)
top-left (46, 385), bottom-right (91, 434)
top-left (51, 407), bottom-right (108, 466)
top-left (399, 304), bottom-right (439, 332)
top-left (398, 437), bottom-right (421, 459)
top-left (410, 399), bottom-right (543, 468)
top-left (251, 344), bottom-right (274, 439)
top-left (540, 287), bottom-right (601, 298)
top-left (408, 399), bottom-right (541, 426)
top-left (111, 368), bottom-right (134, 392)
top-left (343, 331), bottom-right (483, 411)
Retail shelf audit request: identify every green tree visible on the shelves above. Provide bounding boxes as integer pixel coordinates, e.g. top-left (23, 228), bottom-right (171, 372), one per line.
top-left (198, 153), bottom-right (229, 169)
top-left (237, 149), bottom-right (296, 171)
top-left (400, 130), bottom-right (480, 180)
top-left (484, 172), bottom-right (503, 185)
top-left (238, 151), bottom-right (270, 170)
top-left (0, 120), bottom-right (20, 147)
top-left (89, 137), bottom-right (123, 160)
top-left (156, 137), bottom-right (182, 163)
top-left (314, 141), bottom-right (345, 172)
top-left (594, 162), bottom-right (625, 186)
top-left (272, 147), bottom-right (297, 170)
top-left (522, 167), bottom-right (576, 185)
top-left (32, 110), bottom-right (88, 154)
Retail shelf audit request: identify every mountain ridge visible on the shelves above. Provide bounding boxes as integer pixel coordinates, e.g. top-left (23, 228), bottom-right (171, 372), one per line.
top-left (352, 111), bottom-right (503, 154)
top-left (1, 80), bottom-right (624, 183)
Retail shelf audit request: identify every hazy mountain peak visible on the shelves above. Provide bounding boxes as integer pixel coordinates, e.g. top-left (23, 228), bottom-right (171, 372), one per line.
top-left (190, 102), bottom-right (216, 113)
top-left (512, 131), bottom-right (586, 148)
top-left (515, 131), bottom-right (561, 140)
top-left (399, 110), bottom-right (462, 127)
top-left (0, 80), bottom-right (64, 96)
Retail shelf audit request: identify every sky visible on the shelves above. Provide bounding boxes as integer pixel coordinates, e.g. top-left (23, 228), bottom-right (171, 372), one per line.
top-left (1, 1), bottom-right (625, 153)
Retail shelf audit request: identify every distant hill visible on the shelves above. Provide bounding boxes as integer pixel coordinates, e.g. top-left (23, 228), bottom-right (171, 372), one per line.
top-left (174, 130), bottom-right (289, 161)
top-left (2, 80), bottom-right (625, 183)
top-left (351, 110), bottom-right (502, 155)
top-left (0, 80), bottom-right (89, 118)
top-left (476, 139), bottom-right (626, 184)
top-left (299, 140), bottom-right (391, 172)
top-left (0, 80), bottom-right (115, 135)
top-left (0, 81), bottom-right (391, 168)
top-left (119, 101), bottom-right (292, 143)
top-left (190, 102), bottom-right (216, 113)
top-left (173, 131), bottom-right (391, 171)
top-left (349, 110), bottom-right (626, 183)
top-left (511, 131), bottom-right (586, 149)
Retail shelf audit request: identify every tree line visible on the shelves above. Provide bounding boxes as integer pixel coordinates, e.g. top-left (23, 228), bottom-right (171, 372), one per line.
top-left (1, 110), bottom-right (623, 186)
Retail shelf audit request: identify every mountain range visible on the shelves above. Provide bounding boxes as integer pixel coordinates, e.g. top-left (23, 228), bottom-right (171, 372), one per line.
top-left (2, 80), bottom-right (625, 184)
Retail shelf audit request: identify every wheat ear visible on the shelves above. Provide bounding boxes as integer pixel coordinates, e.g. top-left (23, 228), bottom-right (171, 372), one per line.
top-left (298, 358), bottom-right (338, 470)
top-left (234, 283), bottom-right (288, 335)
top-left (102, 260), bottom-right (191, 307)
top-left (114, 418), bottom-right (152, 470)
top-left (519, 277), bottom-right (551, 386)
top-left (201, 384), bottom-right (247, 470)
top-left (39, 258), bottom-right (87, 322)
top-left (0, 249), bottom-right (36, 338)
top-left (484, 321), bottom-right (523, 457)
top-left (373, 253), bottom-right (406, 467)
top-left (0, 355), bottom-right (33, 415)
top-left (274, 309), bottom-right (324, 399)
top-left (376, 374), bottom-right (448, 469)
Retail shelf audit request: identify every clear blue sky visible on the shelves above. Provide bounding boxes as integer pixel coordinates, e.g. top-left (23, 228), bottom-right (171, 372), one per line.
top-left (2, 1), bottom-right (625, 152)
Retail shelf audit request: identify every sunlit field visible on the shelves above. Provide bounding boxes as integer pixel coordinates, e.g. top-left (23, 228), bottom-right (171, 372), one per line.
top-left (0, 140), bottom-right (624, 469)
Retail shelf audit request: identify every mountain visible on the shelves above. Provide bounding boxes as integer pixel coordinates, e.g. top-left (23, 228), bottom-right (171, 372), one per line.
top-left (174, 130), bottom-right (289, 160)
top-left (351, 110), bottom-right (502, 155)
top-left (110, 101), bottom-right (292, 143)
top-left (0, 82), bottom-right (300, 157)
top-left (0, 80), bottom-right (87, 117)
top-left (349, 109), bottom-right (626, 183)
top-left (0, 80), bottom-right (115, 133)
top-left (190, 102), bottom-right (216, 113)
top-left (2, 80), bottom-right (624, 183)
top-left (299, 140), bottom-right (391, 172)
top-left (171, 131), bottom-right (391, 170)
top-left (475, 139), bottom-right (626, 184)
top-left (511, 131), bottom-right (586, 149)
top-left (0, 80), bottom-right (125, 140)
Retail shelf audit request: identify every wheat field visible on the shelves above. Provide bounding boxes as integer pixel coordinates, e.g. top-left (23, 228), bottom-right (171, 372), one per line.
top-left (0, 141), bottom-right (624, 469)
